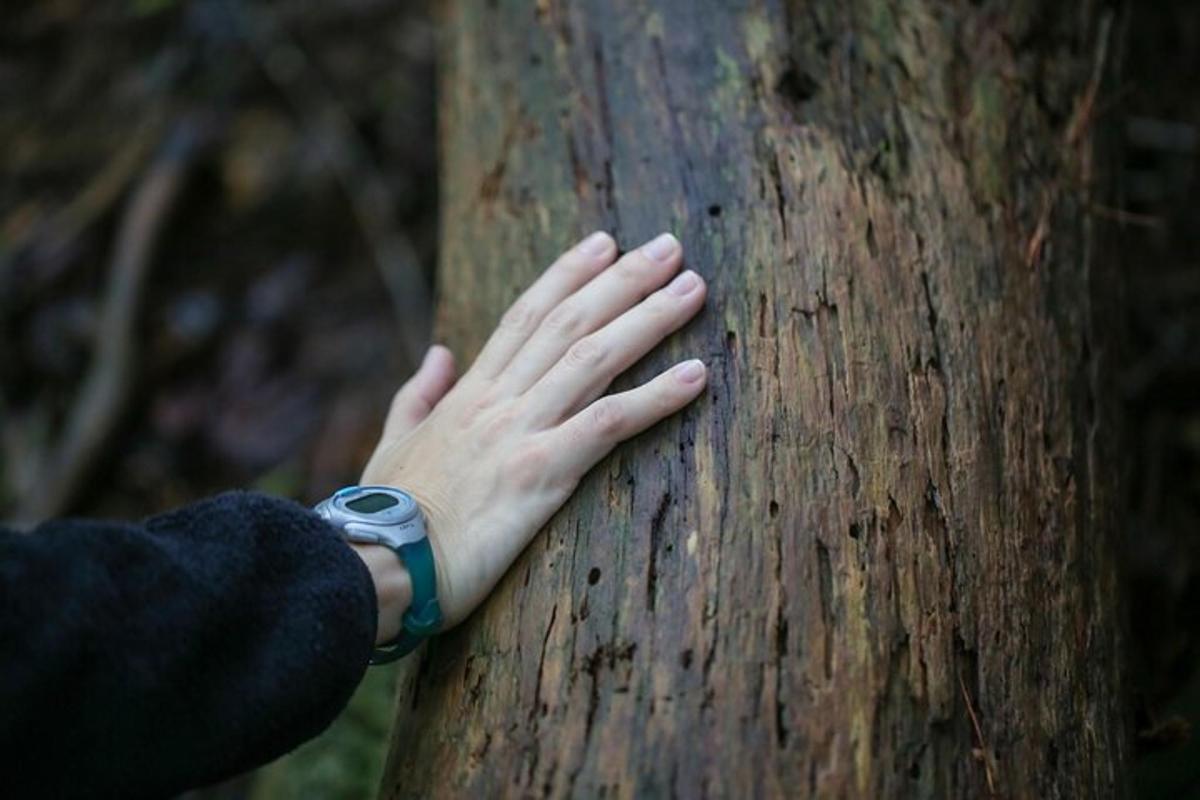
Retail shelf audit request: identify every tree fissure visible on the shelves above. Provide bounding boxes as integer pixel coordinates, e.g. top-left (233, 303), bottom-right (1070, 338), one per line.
top-left (588, 34), bottom-right (621, 235)
top-left (646, 490), bottom-right (671, 612)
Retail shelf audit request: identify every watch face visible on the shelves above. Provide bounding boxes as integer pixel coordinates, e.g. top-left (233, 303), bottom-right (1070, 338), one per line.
top-left (346, 492), bottom-right (399, 513)
top-left (335, 486), bottom-right (418, 522)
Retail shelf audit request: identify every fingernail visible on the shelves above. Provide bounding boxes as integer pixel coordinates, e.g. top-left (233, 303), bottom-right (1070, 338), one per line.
top-left (579, 230), bottom-right (612, 255)
top-left (667, 270), bottom-right (699, 295)
top-left (674, 359), bottom-right (706, 383)
top-left (642, 232), bottom-right (680, 262)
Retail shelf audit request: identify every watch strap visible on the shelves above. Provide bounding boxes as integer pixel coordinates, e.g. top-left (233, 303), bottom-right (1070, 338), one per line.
top-left (370, 537), bottom-right (442, 664)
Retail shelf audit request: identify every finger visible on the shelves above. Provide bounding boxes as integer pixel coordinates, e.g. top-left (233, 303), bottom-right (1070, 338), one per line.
top-left (383, 345), bottom-right (458, 439)
top-left (525, 268), bottom-right (706, 425)
top-left (472, 231), bottom-right (617, 378)
top-left (500, 232), bottom-right (684, 393)
top-left (551, 359), bottom-right (708, 475)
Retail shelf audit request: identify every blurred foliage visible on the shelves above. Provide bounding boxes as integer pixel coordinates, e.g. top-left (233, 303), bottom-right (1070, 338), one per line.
top-left (1, 0), bottom-right (435, 797)
top-left (1116, 2), bottom-right (1200, 797)
top-left (1, 0), bottom-right (438, 520)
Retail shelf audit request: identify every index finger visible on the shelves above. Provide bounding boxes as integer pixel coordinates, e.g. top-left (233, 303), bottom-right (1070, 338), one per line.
top-left (471, 231), bottom-right (617, 378)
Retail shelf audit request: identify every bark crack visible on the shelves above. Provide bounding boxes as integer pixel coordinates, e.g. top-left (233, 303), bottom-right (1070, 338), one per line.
top-left (816, 538), bottom-right (834, 680)
top-left (530, 602), bottom-right (559, 722)
top-left (589, 34), bottom-right (621, 234)
top-left (919, 270), bottom-right (943, 370)
top-left (647, 490), bottom-right (671, 612)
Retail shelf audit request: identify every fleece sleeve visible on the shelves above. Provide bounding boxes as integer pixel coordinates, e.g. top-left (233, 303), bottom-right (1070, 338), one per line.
top-left (0, 490), bottom-right (378, 799)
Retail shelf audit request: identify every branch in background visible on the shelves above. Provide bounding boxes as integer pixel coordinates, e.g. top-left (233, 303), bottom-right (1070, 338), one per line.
top-left (221, 0), bottom-right (433, 369)
top-left (1025, 11), bottom-right (1115, 269)
top-left (0, 113), bottom-right (165, 296)
top-left (15, 117), bottom-right (209, 524)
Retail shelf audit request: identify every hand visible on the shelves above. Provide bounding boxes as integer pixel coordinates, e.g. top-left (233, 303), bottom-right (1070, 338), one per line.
top-left (359, 231), bottom-right (707, 628)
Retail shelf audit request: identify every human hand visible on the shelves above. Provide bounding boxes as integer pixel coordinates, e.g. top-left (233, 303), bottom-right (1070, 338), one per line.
top-left (359, 231), bottom-right (707, 628)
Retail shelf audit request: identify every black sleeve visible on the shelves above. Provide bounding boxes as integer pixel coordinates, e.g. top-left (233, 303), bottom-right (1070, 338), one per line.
top-left (0, 491), bottom-right (378, 800)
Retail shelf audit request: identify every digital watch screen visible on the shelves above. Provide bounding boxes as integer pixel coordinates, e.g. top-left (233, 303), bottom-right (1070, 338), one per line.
top-left (345, 492), bottom-right (399, 513)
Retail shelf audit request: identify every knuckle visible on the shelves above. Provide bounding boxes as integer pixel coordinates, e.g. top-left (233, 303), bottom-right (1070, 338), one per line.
top-left (504, 442), bottom-right (553, 492)
top-left (388, 386), bottom-right (411, 414)
top-left (589, 397), bottom-right (627, 438)
top-left (615, 256), bottom-right (645, 282)
top-left (646, 291), bottom-right (678, 320)
top-left (617, 251), bottom-right (665, 287)
top-left (654, 383), bottom-right (680, 414)
top-left (462, 379), bottom-right (504, 418)
top-left (499, 299), bottom-right (539, 334)
top-left (566, 336), bottom-right (607, 368)
top-left (542, 302), bottom-right (585, 336)
top-left (475, 406), bottom-right (519, 446)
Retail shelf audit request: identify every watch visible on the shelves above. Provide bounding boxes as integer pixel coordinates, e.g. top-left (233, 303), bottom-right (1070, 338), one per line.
top-left (314, 485), bottom-right (443, 664)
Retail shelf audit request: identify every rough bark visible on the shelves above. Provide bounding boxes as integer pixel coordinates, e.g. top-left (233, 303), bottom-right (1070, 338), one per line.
top-left (381, 2), bottom-right (1127, 797)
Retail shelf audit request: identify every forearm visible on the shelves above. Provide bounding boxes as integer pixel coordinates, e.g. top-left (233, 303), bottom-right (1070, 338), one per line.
top-left (0, 491), bottom-right (377, 799)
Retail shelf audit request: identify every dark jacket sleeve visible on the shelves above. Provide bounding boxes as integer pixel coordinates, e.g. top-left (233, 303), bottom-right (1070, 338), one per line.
top-left (0, 490), bottom-right (378, 800)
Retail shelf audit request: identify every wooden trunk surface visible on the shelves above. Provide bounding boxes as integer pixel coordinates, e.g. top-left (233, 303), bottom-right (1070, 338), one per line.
top-left (381, 1), bottom-right (1127, 797)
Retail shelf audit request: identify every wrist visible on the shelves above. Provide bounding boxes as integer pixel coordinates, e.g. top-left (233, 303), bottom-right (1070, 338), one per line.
top-left (350, 543), bottom-right (413, 646)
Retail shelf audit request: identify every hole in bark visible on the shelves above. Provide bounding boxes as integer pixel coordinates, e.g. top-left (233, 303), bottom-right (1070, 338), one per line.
top-left (681, 649), bottom-right (694, 669)
top-left (776, 64), bottom-right (820, 105)
top-left (725, 330), bottom-right (737, 352)
top-left (849, 521), bottom-right (862, 539)
top-left (769, 500), bottom-right (779, 518)
top-left (707, 204), bottom-right (722, 217)
top-left (588, 567), bottom-right (602, 585)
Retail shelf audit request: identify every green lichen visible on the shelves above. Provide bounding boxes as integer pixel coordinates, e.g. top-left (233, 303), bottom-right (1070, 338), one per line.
top-left (867, 134), bottom-right (901, 187)
top-left (861, 0), bottom-right (900, 66)
top-left (711, 48), bottom-right (744, 113)
top-left (644, 10), bottom-right (665, 39)
top-left (966, 72), bottom-right (1008, 203)
top-left (742, 13), bottom-right (774, 64)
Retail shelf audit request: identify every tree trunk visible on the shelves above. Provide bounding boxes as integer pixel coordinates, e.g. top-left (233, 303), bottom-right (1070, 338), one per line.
top-left (381, 2), bottom-right (1128, 797)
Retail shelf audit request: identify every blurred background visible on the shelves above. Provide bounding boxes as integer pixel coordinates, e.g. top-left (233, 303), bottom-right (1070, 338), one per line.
top-left (0, 1), bottom-right (1197, 798)
top-left (1, 0), bottom-right (435, 797)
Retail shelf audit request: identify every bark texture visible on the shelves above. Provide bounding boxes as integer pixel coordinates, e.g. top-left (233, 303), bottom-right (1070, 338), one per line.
top-left (381, 2), bottom-right (1127, 797)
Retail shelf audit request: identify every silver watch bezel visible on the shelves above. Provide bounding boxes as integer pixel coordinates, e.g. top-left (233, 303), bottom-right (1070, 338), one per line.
top-left (314, 485), bottom-right (428, 548)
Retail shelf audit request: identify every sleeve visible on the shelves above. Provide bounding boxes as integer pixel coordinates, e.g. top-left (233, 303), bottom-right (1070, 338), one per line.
top-left (0, 490), bottom-right (378, 800)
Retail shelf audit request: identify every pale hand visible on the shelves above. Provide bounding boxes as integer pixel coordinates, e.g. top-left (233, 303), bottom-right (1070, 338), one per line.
top-left (357, 231), bottom-right (707, 635)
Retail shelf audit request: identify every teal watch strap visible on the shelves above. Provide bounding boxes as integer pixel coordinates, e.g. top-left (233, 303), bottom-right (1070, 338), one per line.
top-left (370, 538), bottom-right (442, 664)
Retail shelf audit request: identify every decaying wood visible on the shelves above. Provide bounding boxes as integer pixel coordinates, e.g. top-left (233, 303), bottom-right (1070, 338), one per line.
top-left (381, 2), bottom-right (1128, 797)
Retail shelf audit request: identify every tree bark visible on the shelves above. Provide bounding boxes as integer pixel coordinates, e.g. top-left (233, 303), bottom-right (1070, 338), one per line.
top-left (381, 2), bottom-right (1128, 797)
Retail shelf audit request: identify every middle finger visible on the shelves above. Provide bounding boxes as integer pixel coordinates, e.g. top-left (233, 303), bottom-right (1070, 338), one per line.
top-left (499, 232), bottom-right (684, 393)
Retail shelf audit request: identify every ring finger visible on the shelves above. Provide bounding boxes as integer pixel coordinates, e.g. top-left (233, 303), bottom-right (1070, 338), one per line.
top-left (524, 267), bottom-right (707, 426)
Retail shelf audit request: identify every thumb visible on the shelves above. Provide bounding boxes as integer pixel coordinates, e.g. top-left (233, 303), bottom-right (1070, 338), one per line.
top-left (382, 345), bottom-right (457, 439)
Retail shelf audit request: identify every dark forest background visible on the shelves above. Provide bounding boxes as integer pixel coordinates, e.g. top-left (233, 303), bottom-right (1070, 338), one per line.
top-left (0, 1), bottom-right (1197, 797)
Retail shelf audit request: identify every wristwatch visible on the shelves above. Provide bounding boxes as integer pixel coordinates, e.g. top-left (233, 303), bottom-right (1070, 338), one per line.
top-left (314, 485), bottom-right (442, 664)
